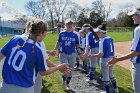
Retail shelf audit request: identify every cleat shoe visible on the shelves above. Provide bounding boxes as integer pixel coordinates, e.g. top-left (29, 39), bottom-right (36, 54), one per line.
top-left (74, 67), bottom-right (80, 71)
top-left (86, 74), bottom-right (89, 77)
top-left (63, 85), bottom-right (70, 90)
top-left (62, 81), bottom-right (67, 90)
top-left (66, 84), bottom-right (70, 90)
top-left (86, 79), bottom-right (93, 83)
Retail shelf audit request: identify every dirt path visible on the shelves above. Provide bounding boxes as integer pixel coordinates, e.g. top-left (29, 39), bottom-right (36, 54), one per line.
top-left (114, 41), bottom-right (132, 71)
top-left (69, 69), bottom-right (104, 93)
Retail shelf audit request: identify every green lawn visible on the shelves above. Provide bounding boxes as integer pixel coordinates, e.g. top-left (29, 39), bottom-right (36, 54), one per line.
top-left (0, 32), bottom-right (134, 93)
top-left (0, 36), bottom-right (13, 48)
top-left (107, 31), bottom-right (133, 42)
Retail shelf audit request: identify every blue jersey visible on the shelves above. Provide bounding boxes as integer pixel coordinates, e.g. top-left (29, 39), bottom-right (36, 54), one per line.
top-left (1, 36), bottom-right (47, 87)
top-left (99, 36), bottom-right (114, 58)
top-left (86, 32), bottom-right (99, 49)
top-left (73, 31), bottom-right (80, 44)
top-left (58, 31), bottom-right (79, 54)
top-left (130, 25), bottom-right (140, 63)
top-left (19, 34), bottom-right (49, 60)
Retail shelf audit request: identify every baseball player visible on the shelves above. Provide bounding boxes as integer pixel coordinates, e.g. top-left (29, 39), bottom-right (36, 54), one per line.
top-left (56, 23), bottom-right (64, 34)
top-left (22, 20), bottom-right (70, 93)
top-left (88, 23), bottom-right (119, 93)
top-left (82, 24), bottom-right (99, 82)
top-left (0, 20), bottom-right (70, 93)
top-left (22, 21), bottom-right (65, 93)
top-left (79, 29), bottom-right (89, 72)
top-left (52, 18), bottom-right (80, 90)
top-left (107, 6), bottom-right (140, 93)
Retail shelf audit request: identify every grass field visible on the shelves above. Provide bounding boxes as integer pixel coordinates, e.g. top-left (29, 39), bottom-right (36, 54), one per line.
top-left (107, 31), bottom-right (133, 42)
top-left (0, 31), bottom-right (134, 93)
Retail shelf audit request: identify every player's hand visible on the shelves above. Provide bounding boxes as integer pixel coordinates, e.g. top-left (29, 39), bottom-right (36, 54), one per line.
top-left (87, 54), bottom-right (93, 58)
top-left (83, 53), bottom-right (89, 59)
top-left (58, 63), bottom-right (72, 74)
top-left (107, 56), bottom-right (118, 66)
top-left (48, 50), bottom-right (57, 56)
top-left (79, 54), bottom-right (85, 60)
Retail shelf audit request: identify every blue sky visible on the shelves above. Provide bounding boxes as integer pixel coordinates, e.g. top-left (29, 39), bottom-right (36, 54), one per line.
top-left (1, 0), bottom-right (29, 13)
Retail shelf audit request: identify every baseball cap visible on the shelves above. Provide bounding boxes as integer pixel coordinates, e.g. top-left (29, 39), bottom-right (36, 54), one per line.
top-left (128, 8), bottom-right (140, 15)
top-left (94, 27), bottom-right (107, 32)
top-left (65, 18), bottom-right (74, 24)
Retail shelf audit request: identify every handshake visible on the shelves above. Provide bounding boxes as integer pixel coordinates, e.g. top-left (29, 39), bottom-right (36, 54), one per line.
top-left (80, 53), bottom-right (94, 60)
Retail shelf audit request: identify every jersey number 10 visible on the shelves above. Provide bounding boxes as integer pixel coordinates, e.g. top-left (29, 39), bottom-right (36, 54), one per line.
top-left (8, 47), bottom-right (26, 71)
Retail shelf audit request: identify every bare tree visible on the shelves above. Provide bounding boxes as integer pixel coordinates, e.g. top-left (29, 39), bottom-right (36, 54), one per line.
top-left (53, 0), bottom-right (71, 22)
top-left (92, 0), bottom-right (113, 23)
top-left (25, 1), bottom-right (47, 20)
top-left (42, 0), bottom-right (81, 29)
top-left (65, 2), bottom-right (82, 22)
top-left (42, 0), bottom-right (55, 30)
top-left (104, 1), bottom-right (113, 23)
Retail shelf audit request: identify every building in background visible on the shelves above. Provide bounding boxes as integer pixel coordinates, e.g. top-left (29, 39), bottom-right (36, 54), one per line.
top-left (0, 18), bottom-right (25, 36)
top-left (0, 2), bottom-right (26, 36)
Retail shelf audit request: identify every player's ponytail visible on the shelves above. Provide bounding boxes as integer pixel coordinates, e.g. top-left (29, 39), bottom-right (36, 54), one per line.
top-left (98, 23), bottom-right (107, 34)
top-left (101, 23), bottom-right (106, 31)
top-left (31, 36), bottom-right (36, 54)
top-left (18, 20), bottom-right (47, 54)
top-left (17, 34), bottom-right (30, 49)
top-left (98, 23), bottom-right (106, 30)
top-left (30, 21), bottom-right (47, 53)
top-left (25, 21), bottom-right (33, 33)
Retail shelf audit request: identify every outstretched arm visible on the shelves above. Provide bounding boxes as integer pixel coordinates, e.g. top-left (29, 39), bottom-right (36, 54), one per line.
top-left (88, 53), bottom-right (104, 58)
top-left (54, 42), bottom-right (60, 51)
top-left (107, 51), bottom-right (140, 66)
top-left (46, 60), bottom-right (56, 67)
top-left (39, 63), bottom-right (71, 76)
top-left (46, 60), bottom-right (71, 74)
top-left (48, 42), bottom-right (61, 56)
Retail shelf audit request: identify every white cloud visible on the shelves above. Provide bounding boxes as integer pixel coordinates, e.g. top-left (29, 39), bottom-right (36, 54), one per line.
top-left (109, 0), bottom-right (140, 18)
top-left (0, 1), bottom-right (25, 20)
top-left (0, 12), bottom-right (15, 20)
top-left (0, 6), bottom-right (15, 20)
top-left (72, 0), bottom-right (93, 8)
